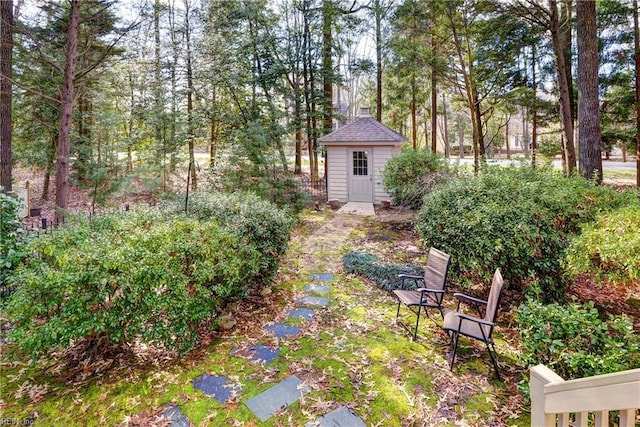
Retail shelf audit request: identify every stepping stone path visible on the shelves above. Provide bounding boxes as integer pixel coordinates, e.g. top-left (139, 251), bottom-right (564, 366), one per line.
top-left (192, 373), bottom-right (241, 403)
top-left (297, 295), bottom-right (330, 308)
top-left (232, 344), bottom-right (280, 365)
top-left (241, 272), bottom-right (335, 421)
top-left (245, 375), bottom-right (312, 422)
top-left (287, 307), bottom-right (315, 320)
top-left (306, 405), bottom-right (367, 427)
top-left (159, 404), bottom-right (191, 427)
top-left (264, 323), bottom-right (301, 338)
top-left (148, 213), bottom-right (368, 425)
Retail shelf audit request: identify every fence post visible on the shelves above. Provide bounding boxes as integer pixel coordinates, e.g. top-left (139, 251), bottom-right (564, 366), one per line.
top-left (530, 364), bottom-right (564, 427)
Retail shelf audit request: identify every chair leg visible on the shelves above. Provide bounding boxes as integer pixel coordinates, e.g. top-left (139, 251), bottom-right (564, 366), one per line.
top-left (449, 331), bottom-right (459, 370)
top-left (412, 306), bottom-right (422, 341)
top-left (486, 342), bottom-right (501, 380)
top-left (395, 300), bottom-right (402, 321)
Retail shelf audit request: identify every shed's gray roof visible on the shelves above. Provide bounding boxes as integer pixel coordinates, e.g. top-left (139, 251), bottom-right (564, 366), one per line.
top-left (318, 115), bottom-right (407, 145)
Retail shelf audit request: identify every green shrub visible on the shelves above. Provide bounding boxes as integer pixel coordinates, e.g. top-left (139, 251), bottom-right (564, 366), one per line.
top-left (0, 190), bottom-right (31, 299)
top-left (565, 205), bottom-right (640, 284)
top-left (382, 149), bottom-right (450, 209)
top-left (416, 166), bottom-right (633, 302)
top-left (516, 299), bottom-right (640, 380)
top-left (5, 209), bottom-right (262, 359)
top-left (342, 251), bottom-right (423, 291)
top-left (185, 191), bottom-right (296, 285)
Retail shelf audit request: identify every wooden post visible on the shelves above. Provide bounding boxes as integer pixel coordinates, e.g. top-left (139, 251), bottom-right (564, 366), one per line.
top-left (530, 364), bottom-right (564, 427)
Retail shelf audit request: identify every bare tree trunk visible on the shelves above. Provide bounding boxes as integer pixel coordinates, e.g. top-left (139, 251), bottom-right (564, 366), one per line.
top-left (549, 0), bottom-right (576, 175)
top-left (531, 43), bottom-right (538, 169)
top-left (411, 73), bottom-right (417, 149)
top-left (374, 0), bottom-right (383, 122)
top-left (322, 0), bottom-right (333, 134)
top-left (42, 135), bottom-right (56, 201)
top-left (577, 0), bottom-right (602, 183)
top-left (168, 0), bottom-right (179, 173)
top-left (457, 113), bottom-right (464, 159)
top-left (303, 0), bottom-right (318, 184)
top-left (634, 0), bottom-right (640, 188)
top-left (442, 92), bottom-right (449, 157)
top-left (185, 0), bottom-right (196, 190)
top-left (430, 28), bottom-right (437, 153)
top-left (0, 0), bottom-right (13, 192)
top-left (561, 0), bottom-right (575, 129)
top-left (75, 93), bottom-right (92, 182)
top-left (505, 116), bottom-right (510, 159)
top-left (127, 71), bottom-right (134, 172)
top-left (54, 0), bottom-right (80, 222)
top-left (446, 2), bottom-right (484, 172)
top-left (294, 92), bottom-right (303, 174)
top-left (210, 86), bottom-right (218, 167)
top-left (154, 0), bottom-right (163, 166)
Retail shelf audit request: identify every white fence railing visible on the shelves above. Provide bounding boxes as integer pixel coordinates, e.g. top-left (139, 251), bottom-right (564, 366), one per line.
top-left (530, 364), bottom-right (640, 426)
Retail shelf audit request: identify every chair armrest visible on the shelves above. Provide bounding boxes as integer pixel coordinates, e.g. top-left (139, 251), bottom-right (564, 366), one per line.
top-left (453, 293), bottom-right (487, 306)
top-left (454, 312), bottom-right (495, 327)
top-left (397, 274), bottom-right (424, 290)
top-left (417, 288), bottom-right (445, 294)
top-left (398, 274), bottom-right (423, 280)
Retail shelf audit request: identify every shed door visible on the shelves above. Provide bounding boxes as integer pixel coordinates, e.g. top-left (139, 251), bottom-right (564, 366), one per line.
top-left (348, 148), bottom-right (373, 202)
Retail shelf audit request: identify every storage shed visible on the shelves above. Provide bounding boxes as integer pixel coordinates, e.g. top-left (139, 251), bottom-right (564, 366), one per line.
top-left (318, 107), bottom-right (407, 204)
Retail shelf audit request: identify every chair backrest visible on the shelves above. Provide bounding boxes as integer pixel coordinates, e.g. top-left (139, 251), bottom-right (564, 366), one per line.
top-left (482, 268), bottom-right (505, 338)
top-left (423, 247), bottom-right (451, 303)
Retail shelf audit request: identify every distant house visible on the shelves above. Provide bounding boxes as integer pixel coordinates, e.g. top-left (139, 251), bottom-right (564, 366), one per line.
top-left (318, 107), bottom-right (407, 204)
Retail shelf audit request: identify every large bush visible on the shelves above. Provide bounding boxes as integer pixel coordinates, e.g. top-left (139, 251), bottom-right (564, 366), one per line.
top-left (382, 149), bottom-right (450, 209)
top-left (185, 191), bottom-right (296, 284)
top-left (564, 205), bottom-right (640, 284)
top-left (5, 209), bottom-right (262, 359)
top-left (416, 167), bottom-right (634, 301)
top-left (517, 299), bottom-right (640, 380)
top-left (0, 190), bottom-right (31, 299)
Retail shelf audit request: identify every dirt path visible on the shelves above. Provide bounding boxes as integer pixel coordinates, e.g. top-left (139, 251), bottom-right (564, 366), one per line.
top-left (297, 212), bottom-right (366, 274)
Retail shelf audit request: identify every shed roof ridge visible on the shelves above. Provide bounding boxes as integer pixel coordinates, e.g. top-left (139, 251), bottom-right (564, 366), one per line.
top-left (318, 116), bottom-right (407, 143)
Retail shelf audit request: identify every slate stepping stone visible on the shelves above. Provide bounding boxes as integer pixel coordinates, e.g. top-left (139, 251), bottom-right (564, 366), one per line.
top-left (297, 295), bottom-right (330, 308)
top-left (265, 323), bottom-right (301, 338)
top-left (192, 373), bottom-right (241, 403)
top-left (311, 273), bottom-right (334, 281)
top-left (287, 307), bottom-right (315, 321)
top-left (232, 344), bottom-right (280, 365)
top-left (160, 404), bottom-right (192, 427)
top-left (245, 375), bottom-right (312, 422)
top-left (306, 406), bottom-right (367, 427)
top-left (304, 284), bottom-right (331, 295)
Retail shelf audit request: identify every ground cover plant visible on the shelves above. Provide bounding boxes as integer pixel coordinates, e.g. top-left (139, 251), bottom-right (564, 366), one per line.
top-left (342, 250), bottom-right (423, 291)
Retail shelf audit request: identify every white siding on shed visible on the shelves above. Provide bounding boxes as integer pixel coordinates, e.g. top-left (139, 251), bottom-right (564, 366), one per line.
top-left (327, 147), bottom-right (348, 202)
top-left (372, 147), bottom-right (394, 204)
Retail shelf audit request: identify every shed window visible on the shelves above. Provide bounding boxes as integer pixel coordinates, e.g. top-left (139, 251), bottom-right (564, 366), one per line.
top-left (352, 151), bottom-right (368, 176)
